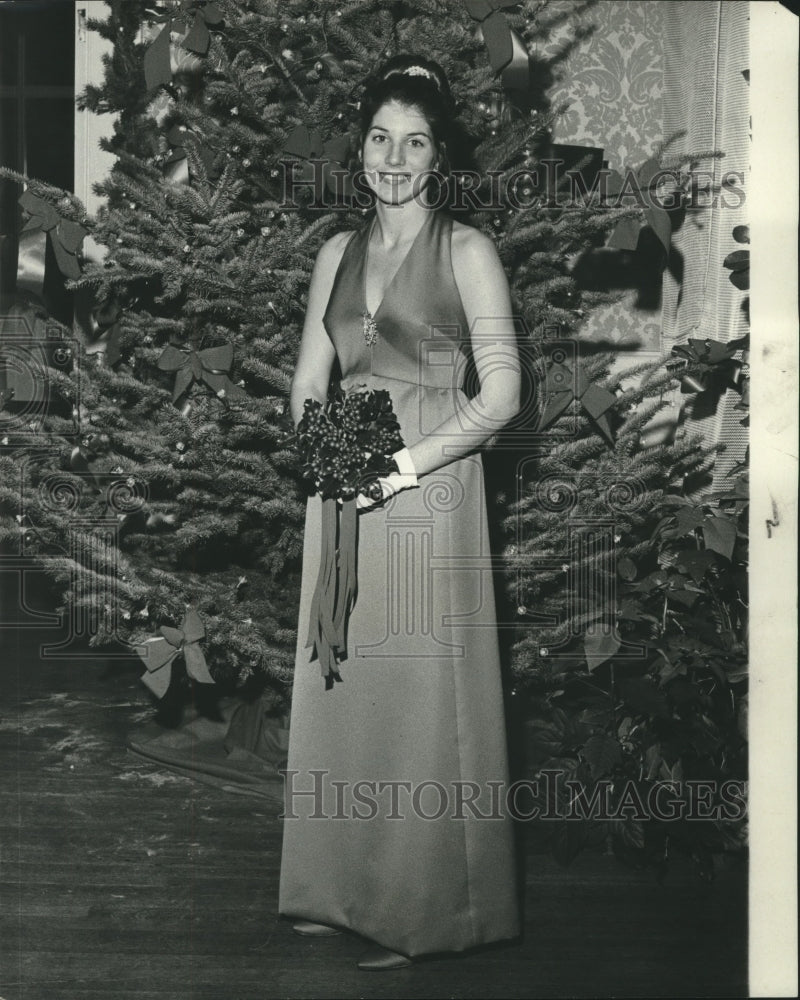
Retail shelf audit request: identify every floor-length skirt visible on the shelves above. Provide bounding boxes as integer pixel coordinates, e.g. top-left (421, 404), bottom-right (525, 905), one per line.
top-left (278, 376), bottom-right (520, 958)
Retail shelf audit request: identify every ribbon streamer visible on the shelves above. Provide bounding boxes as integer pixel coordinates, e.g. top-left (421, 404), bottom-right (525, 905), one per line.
top-left (538, 360), bottom-right (617, 444)
top-left (133, 605), bottom-right (215, 698)
top-left (465, 0), bottom-right (530, 98)
top-left (84, 298), bottom-right (123, 368)
top-left (17, 191), bottom-right (87, 302)
top-left (306, 497), bottom-right (359, 690)
top-left (157, 342), bottom-right (248, 403)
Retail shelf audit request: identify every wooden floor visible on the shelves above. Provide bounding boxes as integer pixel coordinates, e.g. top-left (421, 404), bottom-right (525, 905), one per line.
top-left (0, 571), bottom-right (748, 1000)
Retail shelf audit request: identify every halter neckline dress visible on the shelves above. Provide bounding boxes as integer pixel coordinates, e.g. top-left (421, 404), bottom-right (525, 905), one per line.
top-left (278, 208), bottom-right (520, 958)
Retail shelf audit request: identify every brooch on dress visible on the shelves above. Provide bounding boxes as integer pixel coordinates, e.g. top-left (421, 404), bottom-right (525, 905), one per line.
top-left (362, 310), bottom-right (378, 347)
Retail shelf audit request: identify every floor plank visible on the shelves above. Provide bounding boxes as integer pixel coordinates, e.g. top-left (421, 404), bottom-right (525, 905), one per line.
top-left (0, 571), bottom-right (747, 999)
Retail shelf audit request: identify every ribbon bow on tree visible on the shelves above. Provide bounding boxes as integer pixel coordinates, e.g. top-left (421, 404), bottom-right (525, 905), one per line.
top-left (538, 359), bottom-right (618, 444)
top-left (157, 342), bottom-right (248, 404)
top-left (144, 1), bottom-right (223, 90)
top-left (465, 0), bottom-right (531, 100)
top-left (280, 125), bottom-right (352, 197)
top-left (670, 336), bottom-right (749, 409)
top-left (17, 191), bottom-right (87, 301)
top-left (133, 605), bottom-right (214, 698)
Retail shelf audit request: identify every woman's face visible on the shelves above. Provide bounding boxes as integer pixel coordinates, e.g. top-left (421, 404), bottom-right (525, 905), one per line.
top-left (361, 99), bottom-right (438, 207)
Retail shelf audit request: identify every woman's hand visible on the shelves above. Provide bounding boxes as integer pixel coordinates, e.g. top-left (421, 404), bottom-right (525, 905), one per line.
top-left (356, 447), bottom-right (419, 511)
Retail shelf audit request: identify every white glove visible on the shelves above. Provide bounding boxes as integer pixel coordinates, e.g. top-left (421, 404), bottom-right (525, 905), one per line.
top-left (356, 448), bottom-right (418, 510)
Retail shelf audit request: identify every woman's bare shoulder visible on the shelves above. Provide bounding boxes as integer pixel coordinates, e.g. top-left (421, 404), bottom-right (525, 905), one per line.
top-left (450, 219), bottom-right (502, 277)
top-left (313, 229), bottom-right (357, 276)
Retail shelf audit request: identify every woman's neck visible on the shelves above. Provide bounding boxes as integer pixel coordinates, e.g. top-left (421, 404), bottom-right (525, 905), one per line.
top-left (371, 199), bottom-right (433, 251)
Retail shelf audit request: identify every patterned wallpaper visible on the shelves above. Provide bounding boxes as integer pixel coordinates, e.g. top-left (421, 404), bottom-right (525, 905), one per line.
top-left (544, 1), bottom-right (666, 353)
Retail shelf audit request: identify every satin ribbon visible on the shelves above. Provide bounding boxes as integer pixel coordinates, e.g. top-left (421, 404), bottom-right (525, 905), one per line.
top-left (17, 191), bottom-right (87, 301)
top-left (84, 298), bottom-right (123, 368)
top-left (157, 342), bottom-right (248, 403)
top-left (465, 0), bottom-right (530, 94)
top-left (133, 605), bottom-right (215, 698)
top-left (306, 497), bottom-right (359, 690)
top-left (281, 125), bottom-right (352, 197)
top-left (538, 360), bottom-right (618, 444)
top-left (144, 1), bottom-right (223, 90)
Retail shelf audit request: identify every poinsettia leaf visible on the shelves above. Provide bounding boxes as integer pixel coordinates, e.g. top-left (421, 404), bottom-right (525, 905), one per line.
top-left (582, 732), bottom-right (622, 779)
top-left (584, 631), bottom-right (621, 672)
top-left (620, 677), bottom-right (670, 718)
top-left (729, 268), bottom-right (749, 291)
top-left (723, 249), bottom-right (749, 270)
top-left (702, 516), bottom-right (737, 561)
top-left (668, 588), bottom-right (700, 609)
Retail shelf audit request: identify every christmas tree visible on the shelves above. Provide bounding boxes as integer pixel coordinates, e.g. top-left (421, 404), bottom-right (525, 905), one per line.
top-left (1, 0), bottom-right (746, 830)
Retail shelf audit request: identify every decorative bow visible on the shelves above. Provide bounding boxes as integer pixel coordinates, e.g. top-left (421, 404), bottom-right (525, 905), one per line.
top-left (538, 359), bottom-right (618, 444)
top-left (144, 1), bottom-right (223, 90)
top-left (17, 191), bottom-right (87, 301)
top-left (280, 125), bottom-right (352, 197)
top-left (670, 336), bottom-right (749, 399)
top-left (133, 605), bottom-right (214, 698)
top-left (465, 0), bottom-right (531, 98)
top-left (157, 342), bottom-right (248, 404)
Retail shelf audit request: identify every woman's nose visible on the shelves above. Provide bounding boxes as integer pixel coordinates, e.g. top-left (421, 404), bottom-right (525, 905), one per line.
top-left (385, 142), bottom-right (405, 166)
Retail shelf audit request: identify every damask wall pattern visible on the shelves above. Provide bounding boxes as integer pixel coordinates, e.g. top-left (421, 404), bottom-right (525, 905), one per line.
top-left (543, 0), bottom-right (666, 352)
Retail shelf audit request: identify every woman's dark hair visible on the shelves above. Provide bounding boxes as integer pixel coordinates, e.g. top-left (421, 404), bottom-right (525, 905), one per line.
top-left (355, 54), bottom-right (475, 211)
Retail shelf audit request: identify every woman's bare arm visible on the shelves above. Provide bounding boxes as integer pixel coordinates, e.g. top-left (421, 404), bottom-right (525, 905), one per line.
top-left (289, 232), bottom-right (350, 427)
top-left (405, 226), bottom-right (521, 476)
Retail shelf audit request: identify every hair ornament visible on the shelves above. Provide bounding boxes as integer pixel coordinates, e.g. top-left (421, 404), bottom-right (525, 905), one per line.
top-left (384, 65), bottom-right (440, 90)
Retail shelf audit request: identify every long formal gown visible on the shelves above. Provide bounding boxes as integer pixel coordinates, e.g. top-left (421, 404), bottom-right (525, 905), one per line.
top-left (278, 207), bottom-right (520, 958)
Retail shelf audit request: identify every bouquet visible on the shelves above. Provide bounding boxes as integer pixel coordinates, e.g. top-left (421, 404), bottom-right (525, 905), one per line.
top-left (294, 386), bottom-right (405, 502)
top-left (291, 386), bottom-right (406, 690)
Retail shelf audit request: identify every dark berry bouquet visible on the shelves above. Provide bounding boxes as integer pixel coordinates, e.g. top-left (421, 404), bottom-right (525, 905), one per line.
top-left (294, 386), bottom-right (405, 502)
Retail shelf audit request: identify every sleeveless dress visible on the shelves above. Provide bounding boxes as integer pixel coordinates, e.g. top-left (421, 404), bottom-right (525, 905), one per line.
top-left (278, 208), bottom-right (520, 958)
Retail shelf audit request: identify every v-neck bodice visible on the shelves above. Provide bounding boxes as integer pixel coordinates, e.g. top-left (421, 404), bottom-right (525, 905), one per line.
top-left (322, 209), bottom-right (471, 392)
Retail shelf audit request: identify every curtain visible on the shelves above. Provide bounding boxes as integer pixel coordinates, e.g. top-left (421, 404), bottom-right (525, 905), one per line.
top-left (661, 1), bottom-right (750, 486)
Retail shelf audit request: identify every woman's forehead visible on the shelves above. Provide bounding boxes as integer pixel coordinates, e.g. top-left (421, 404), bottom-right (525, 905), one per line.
top-left (368, 100), bottom-right (432, 132)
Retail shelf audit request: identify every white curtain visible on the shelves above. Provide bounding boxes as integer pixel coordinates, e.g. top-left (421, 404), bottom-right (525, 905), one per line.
top-left (660, 1), bottom-right (750, 486)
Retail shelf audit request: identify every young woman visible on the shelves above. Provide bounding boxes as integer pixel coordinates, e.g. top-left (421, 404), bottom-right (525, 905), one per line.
top-left (279, 54), bottom-right (522, 971)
